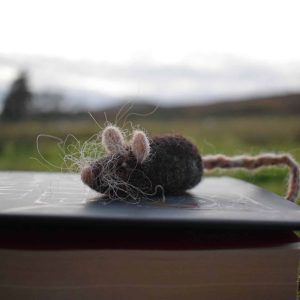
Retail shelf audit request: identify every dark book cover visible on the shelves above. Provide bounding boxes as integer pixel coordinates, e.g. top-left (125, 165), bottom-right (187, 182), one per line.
top-left (0, 171), bottom-right (299, 231)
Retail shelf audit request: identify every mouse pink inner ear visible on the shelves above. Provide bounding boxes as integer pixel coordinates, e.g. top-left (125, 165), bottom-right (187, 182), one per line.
top-left (102, 126), bottom-right (125, 153)
top-left (130, 130), bottom-right (150, 163)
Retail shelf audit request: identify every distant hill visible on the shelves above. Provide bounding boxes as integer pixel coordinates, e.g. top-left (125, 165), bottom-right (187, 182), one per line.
top-left (91, 93), bottom-right (300, 121)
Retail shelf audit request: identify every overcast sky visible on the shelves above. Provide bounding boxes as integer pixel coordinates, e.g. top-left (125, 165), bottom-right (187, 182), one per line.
top-left (0, 0), bottom-right (300, 106)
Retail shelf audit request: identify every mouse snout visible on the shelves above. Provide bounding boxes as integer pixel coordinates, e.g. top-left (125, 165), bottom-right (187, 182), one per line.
top-left (81, 165), bottom-right (94, 187)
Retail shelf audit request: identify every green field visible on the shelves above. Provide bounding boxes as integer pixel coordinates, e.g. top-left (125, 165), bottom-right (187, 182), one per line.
top-left (0, 115), bottom-right (299, 203)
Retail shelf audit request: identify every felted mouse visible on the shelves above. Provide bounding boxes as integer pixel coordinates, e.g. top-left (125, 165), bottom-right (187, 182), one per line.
top-left (81, 126), bottom-right (300, 202)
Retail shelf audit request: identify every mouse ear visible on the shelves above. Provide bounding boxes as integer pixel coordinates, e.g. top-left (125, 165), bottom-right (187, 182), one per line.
top-left (130, 130), bottom-right (150, 163)
top-left (102, 126), bottom-right (126, 153)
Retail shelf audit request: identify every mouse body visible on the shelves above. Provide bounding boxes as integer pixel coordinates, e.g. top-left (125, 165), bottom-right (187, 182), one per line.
top-left (80, 125), bottom-right (300, 202)
top-left (81, 126), bottom-right (203, 199)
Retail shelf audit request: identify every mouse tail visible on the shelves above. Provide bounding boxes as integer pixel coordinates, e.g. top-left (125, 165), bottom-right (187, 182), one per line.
top-left (202, 153), bottom-right (300, 202)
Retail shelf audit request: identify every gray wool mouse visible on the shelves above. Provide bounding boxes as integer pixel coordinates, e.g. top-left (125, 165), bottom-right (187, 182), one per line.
top-left (81, 126), bottom-right (300, 202)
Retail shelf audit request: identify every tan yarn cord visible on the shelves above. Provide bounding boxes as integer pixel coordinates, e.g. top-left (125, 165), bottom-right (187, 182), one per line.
top-left (203, 154), bottom-right (300, 202)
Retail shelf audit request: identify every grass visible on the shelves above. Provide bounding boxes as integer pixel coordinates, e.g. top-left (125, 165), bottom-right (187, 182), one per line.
top-left (1, 115), bottom-right (299, 201)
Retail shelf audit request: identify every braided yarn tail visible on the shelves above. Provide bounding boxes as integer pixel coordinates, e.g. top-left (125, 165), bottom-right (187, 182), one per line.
top-left (203, 154), bottom-right (300, 202)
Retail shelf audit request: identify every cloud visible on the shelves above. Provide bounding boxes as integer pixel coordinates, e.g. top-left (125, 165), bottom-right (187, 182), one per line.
top-left (0, 53), bottom-right (300, 108)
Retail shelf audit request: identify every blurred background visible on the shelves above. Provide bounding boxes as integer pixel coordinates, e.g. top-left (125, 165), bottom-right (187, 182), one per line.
top-left (0, 0), bottom-right (300, 201)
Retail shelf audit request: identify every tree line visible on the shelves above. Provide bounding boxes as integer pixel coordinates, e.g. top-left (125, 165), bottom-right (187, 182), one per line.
top-left (1, 71), bottom-right (64, 121)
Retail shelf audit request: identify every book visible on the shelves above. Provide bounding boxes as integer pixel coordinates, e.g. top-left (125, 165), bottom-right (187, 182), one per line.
top-left (0, 171), bottom-right (299, 300)
top-left (0, 171), bottom-right (299, 230)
